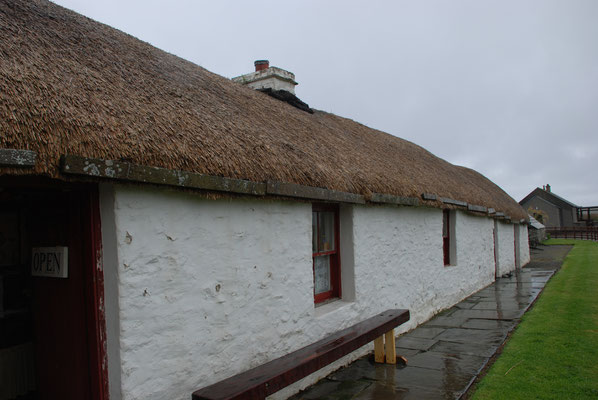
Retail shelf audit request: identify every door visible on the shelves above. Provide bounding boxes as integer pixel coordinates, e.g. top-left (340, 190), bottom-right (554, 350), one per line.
top-left (0, 181), bottom-right (106, 400)
top-left (29, 190), bottom-right (92, 399)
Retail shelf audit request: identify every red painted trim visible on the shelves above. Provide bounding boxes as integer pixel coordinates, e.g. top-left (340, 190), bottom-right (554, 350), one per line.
top-left (314, 289), bottom-right (333, 303)
top-left (443, 210), bottom-right (451, 266)
top-left (312, 204), bottom-right (341, 303)
top-left (82, 187), bottom-right (109, 400)
top-left (313, 250), bottom-right (337, 257)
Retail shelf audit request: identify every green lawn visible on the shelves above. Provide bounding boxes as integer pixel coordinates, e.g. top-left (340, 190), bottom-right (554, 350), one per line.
top-left (472, 239), bottom-right (598, 399)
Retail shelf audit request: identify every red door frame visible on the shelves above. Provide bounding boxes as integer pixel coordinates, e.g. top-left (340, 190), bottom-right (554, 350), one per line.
top-left (82, 186), bottom-right (109, 400)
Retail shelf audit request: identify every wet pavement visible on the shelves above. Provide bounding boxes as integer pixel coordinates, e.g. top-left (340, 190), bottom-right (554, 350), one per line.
top-left (290, 245), bottom-right (572, 400)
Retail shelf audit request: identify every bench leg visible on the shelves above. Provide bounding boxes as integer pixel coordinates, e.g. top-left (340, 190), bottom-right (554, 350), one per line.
top-left (374, 330), bottom-right (396, 364)
top-left (374, 336), bottom-right (385, 363)
top-left (384, 329), bottom-right (396, 364)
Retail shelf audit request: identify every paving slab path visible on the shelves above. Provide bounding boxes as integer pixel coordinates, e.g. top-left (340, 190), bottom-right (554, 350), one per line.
top-left (290, 245), bottom-right (572, 400)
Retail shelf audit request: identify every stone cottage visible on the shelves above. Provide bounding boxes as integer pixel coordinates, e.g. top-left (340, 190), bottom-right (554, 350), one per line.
top-left (520, 185), bottom-right (579, 228)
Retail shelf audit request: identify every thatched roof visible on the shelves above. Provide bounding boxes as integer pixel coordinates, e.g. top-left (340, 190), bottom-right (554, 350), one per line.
top-left (0, 0), bottom-right (527, 220)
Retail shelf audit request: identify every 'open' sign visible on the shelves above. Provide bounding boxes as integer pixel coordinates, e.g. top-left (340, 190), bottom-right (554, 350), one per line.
top-left (31, 247), bottom-right (69, 278)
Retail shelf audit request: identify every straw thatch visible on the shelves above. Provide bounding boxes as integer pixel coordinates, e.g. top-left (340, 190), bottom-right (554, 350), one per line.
top-left (0, 0), bottom-right (526, 220)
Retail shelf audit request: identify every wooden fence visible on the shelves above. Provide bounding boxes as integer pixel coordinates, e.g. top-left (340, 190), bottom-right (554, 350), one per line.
top-left (546, 227), bottom-right (598, 241)
top-left (576, 206), bottom-right (598, 223)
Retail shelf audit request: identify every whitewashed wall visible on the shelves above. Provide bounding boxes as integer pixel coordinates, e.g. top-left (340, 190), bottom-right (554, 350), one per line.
top-left (517, 224), bottom-right (531, 267)
top-left (106, 185), bottom-right (314, 400)
top-left (495, 221), bottom-right (516, 276)
top-left (349, 206), bottom-right (496, 328)
top-left (102, 184), bottom-right (521, 400)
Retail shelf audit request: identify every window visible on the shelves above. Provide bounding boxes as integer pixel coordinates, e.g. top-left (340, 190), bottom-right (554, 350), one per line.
top-left (442, 209), bottom-right (455, 266)
top-left (312, 204), bottom-right (341, 303)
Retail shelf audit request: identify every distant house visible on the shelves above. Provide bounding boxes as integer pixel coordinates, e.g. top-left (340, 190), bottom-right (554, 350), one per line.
top-left (0, 1), bottom-right (530, 400)
top-left (520, 185), bottom-right (579, 228)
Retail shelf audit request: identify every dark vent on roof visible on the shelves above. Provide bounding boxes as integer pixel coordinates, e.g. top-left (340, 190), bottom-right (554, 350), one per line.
top-left (258, 88), bottom-right (313, 114)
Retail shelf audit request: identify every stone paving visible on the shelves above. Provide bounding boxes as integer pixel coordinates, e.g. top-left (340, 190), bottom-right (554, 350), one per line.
top-left (290, 245), bottom-right (572, 400)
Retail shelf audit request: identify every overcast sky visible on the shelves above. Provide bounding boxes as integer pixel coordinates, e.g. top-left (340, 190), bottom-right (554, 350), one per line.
top-left (52, 0), bottom-right (598, 206)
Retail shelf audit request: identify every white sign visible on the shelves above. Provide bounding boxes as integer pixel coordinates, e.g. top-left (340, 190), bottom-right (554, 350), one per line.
top-left (31, 247), bottom-right (69, 278)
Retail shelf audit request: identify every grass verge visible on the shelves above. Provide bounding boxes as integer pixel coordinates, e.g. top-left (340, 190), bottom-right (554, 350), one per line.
top-left (471, 239), bottom-right (598, 399)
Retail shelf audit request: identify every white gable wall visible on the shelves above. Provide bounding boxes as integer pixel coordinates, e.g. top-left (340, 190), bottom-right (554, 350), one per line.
top-left (517, 224), bottom-right (531, 267)
top-left (452, 211), bottom-right (497, 304)
top-left (495, 221), bottom-right (516, 276)
top-left (102, 184), bottom-right (525, 400)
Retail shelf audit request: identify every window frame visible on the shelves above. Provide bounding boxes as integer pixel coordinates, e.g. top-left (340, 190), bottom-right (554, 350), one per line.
top-left (312, 203), bottom-right (341, 303)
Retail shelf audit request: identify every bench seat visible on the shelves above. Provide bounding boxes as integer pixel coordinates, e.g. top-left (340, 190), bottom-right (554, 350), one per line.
top-left (192, 308), bottom-right (410, 400)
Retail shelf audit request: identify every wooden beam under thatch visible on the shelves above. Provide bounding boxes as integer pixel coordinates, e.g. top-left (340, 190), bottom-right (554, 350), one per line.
top-left (440, 197), bottom-right (468, 207)
top-left (467, 204), bottom-right (488, 213)
top-left (370, 193), bottom-right (419, 207)
top-left (61, 155), bottom-right (266, 196)
top-left (0, 149), bottom-right (36, 168)
top-left (266, 181), bottom-right (365, 204)
top-left (421, 193), bottom-right (438, 201)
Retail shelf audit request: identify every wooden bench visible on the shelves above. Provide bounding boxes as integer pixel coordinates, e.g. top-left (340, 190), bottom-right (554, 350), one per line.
top-left (192, 309), bottom-right (410, 400)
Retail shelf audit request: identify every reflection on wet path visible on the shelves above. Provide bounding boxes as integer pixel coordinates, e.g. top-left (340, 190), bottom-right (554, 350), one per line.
top-left (290, 245), bottom-right (571, 399)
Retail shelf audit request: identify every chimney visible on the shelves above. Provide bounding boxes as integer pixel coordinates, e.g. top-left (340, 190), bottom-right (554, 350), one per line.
top-left (254, 60), bottom-right (269, 71)
top-left (232, 60), bottom-right (298, 95)
top-left (546, 184), bottom-right (551, 192)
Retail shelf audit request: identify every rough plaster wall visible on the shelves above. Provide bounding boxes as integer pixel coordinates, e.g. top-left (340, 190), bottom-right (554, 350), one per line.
top-left (493, 220), bottom-right (500, 277)
top-left (351, 207), bottom-right (495, 329)
top-left (109, 186), bottom-right (505, 400)
top-left (518, 224), bottom-right (531, 267)
top-left (496, 222), bottom-right (516, 276)
top-left (453, 212), bottom-right (497, 304)
top-left (112, 186), bottom-right (319, 400)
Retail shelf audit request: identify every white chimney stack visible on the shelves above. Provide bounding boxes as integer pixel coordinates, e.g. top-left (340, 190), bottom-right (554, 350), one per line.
top-left (232, 59), bottom-right (298, 95)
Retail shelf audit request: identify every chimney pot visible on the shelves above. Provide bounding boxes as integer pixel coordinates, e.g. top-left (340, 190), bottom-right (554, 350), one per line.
top-left (254, 60), bottom-right (269, 72)
top-left (546, 184), bottom-right (551, 192)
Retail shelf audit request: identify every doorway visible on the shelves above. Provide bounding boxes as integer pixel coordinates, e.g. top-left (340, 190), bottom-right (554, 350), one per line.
top-left (0, 179), bottom-right (106, 400)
